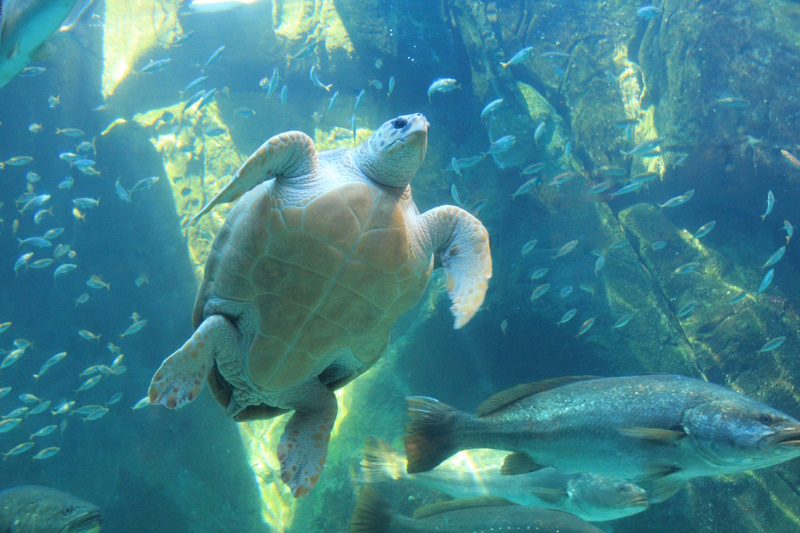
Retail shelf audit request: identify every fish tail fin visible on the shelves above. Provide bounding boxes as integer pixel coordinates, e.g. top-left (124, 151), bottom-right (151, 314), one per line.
top-left (349, 485), bottom-right (394, 533)
top-left (761, 214), bottom-right (766, 222)
top-left (500, 61), bottom-right (509, 69)
top-left (404, 396), bottom-right (466, 474)
top-left (358, 436), bottom-right (409, 484)
top-left (325, 83), bottom-right (332, 92)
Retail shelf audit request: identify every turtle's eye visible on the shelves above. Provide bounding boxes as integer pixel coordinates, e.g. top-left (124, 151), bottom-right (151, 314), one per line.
top-left (391, 117), bottom-right (407, 129)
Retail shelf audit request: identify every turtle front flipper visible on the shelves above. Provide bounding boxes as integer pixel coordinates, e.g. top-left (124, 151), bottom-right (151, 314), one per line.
top-left (148, 315), bottom-right (239, 409)
top-left (276, 381), bottom-right (338, 498)
top-left (417, 206), bottom-right (492, 329)
top-left (189, 131), bottom-right (319, 225)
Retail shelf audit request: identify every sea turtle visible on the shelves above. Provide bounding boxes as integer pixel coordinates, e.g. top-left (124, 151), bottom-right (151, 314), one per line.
top-left (148, 113), bottom-right (492, 497)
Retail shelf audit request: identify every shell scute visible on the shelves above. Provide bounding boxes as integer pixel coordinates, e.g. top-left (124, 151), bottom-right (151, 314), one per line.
top-left (252, 255), bottom-right (329, 309)
top-left (229, 212), bottom-right (270, 260)
top-left (266, 231), bottom-right (344, 279)
top-left (254, 294), bottom-right (310, 345)
top-left (317, 284), bottom-right (384, 336)
top-left (302, 190), bottom-right (363, 249)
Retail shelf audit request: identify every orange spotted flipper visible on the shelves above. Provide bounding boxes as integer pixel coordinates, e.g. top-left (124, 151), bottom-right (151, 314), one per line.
top-left (148, 315), bottom-right (237, 409)
top-left (276, 383), bottom-right (338, 498)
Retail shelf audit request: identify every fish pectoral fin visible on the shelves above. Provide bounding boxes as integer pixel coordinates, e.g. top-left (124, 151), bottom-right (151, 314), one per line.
top-left (528, 487), bottom-right (568, 504)
top-left (32, 41), bottom-right (57, 62)
top-left (641, 475), bottom-right (688, 504)
top-left (633, 464), bottom-right (682, 484)
top-left (7, 38), bottom-right (19, 60)
top-left (500, 452), bottom-right (543, 475)
top-left (413, 496), bottom-right (517, 519)
top-left (616, 426), bottom-right (687, 444)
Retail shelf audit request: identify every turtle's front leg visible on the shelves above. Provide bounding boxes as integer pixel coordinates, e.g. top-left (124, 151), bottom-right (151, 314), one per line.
top-left (189, 131), bottom-right (318, 225)
top-left (417, 206), bottom-right (492, 329)
top-left (148, 315), bottom-right (239, 409)
top-left (276, 381), bottom-right (338, 498)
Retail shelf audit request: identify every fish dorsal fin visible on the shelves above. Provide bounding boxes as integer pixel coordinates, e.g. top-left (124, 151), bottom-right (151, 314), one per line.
top-left (500, 452), bottom-right (543, 475)
top-left (616, 426), bottom-right (686, 444)
top-left (529, 487), bottom-right (568, 504)
top-left (413, 496), bottom-right (518, 519)
top-left (476, 376), bottom-right (599, 416)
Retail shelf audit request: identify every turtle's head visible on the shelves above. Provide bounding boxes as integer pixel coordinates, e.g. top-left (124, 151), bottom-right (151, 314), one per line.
top-left (354, 113), bottom-right (428, 188)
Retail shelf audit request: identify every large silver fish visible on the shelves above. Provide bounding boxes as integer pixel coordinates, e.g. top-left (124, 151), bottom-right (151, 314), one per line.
top-left (350, 485), bottom-right (602, 533)
top-left (0, 0), bottom-right (79, 89)
top-left (359, 437), bottom-right (649, 522)
top-left (404, 375), bottom-right (800, 502)
top-left (0, 485), bottom-right (103, 531)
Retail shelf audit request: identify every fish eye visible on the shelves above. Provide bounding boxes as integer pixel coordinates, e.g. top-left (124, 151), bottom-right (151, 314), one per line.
top-left (391, 117), bottom-right (407, 129)
top-left (760, 414), bottom-right (773, 425)
top-left (63, 504), bottom-right (74, 515)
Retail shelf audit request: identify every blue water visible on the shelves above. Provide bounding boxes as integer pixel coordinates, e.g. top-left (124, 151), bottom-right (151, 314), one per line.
top-left (1, 0), bottom-right (800, 531)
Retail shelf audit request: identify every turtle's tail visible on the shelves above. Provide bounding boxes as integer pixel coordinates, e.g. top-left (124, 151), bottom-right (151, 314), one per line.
top-left (403, 396), bottom-right (471, 474)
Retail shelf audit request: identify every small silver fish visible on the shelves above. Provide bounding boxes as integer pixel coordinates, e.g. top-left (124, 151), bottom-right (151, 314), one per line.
top-left (613, 314), bottom-right (633, 329)
top-left (673, 261), bottom-right (700, 275)
top-left (427, 78), bottom-right (460, 103)
top-left (530, 268), bottom-right (549, 280)
top-left (758, 336), bottom-right (786, 354)
top-left (521, 239), bottom-right (538, 256)
top-left (530, 283), bottom-right (550, 301)
top-left (677, 301), bottom-right (697, 318)
top-left (450, 184), bottom-right (462, 206)
top-left (757, 269), bottom-right (774, 294)
top-left (783, 220), bottom-right (794, 244)
top-left (576, 317), bottom-right (595, 336)
top-left (326, 91), bottom-right (339, 114)
top-left (480, 98), bottom-right (503, 120)
top-left (500, 46), bottom-right (534, 69)
top-left (693, 221), bottom-right (716, 240)
top-left (33, 447), bottom-right (60, 460)
top-left (115, 179), bottom-right (131, 202)
top-left (762, 246), bottom-right (786, 269)
top-left (761, 190), bottom-right (774, 222)
top-left (53, 264), bottom-right (77, 279)
top-left (554, 240), bottom-right (579, 259)
top-left (510, 178), bottom-right (538, 199)
top-left (72, 197), bottom-right (99, 209)
top-left (74, 375), bottom-right (102, 393)
top-left (557, 309), bottom-right (578, 325)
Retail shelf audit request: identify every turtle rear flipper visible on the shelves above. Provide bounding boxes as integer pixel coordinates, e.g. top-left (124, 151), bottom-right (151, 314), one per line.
top-left (148, 315), bottom-right (238, 409)
top-left (276, 381), bottom-right (338, 498)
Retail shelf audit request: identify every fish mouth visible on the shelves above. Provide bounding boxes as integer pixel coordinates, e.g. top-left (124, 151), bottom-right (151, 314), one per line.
top-left (66, 510), bottom-right (103, 532)
top-left (776, 431), bottom-right (800, 448)
top-left (627, 496), bottom-right (651, 508)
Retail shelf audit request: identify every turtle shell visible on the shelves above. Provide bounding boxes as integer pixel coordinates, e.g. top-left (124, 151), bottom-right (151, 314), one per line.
top-left (194, 178), bottom-right (433, 392)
